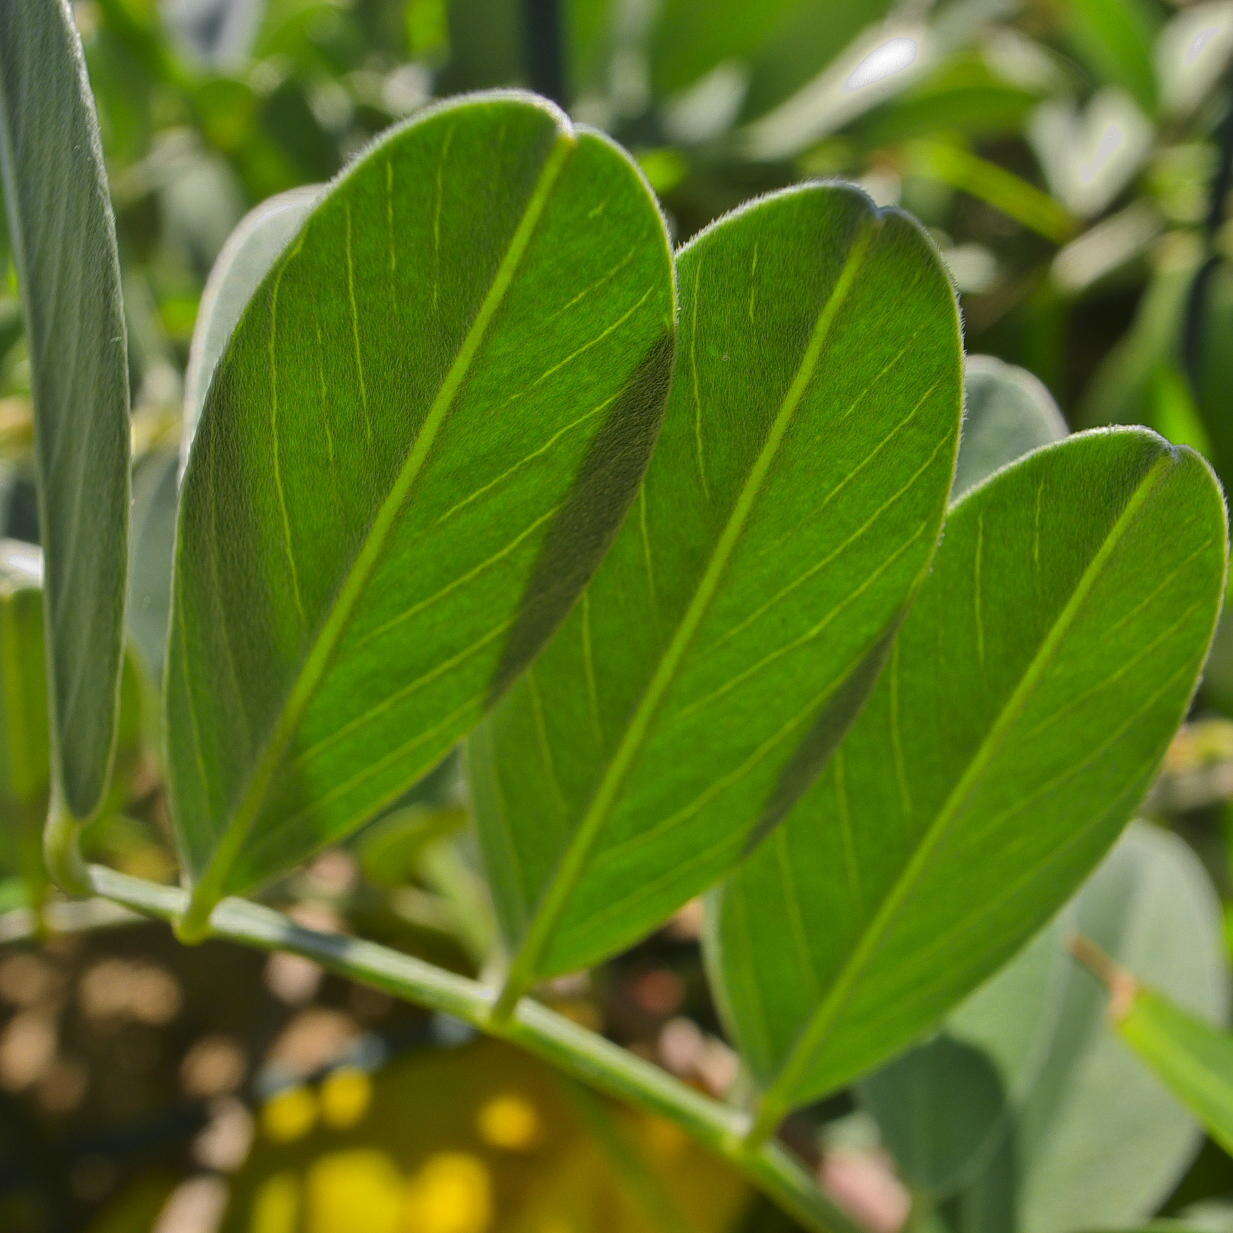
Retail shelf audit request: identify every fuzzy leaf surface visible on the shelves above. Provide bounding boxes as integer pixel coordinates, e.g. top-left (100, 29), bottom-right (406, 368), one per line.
top-left (168, 92), bottom-right (674, 917)
top-left (710, 428), bottom-right (1227, 1115)
top-left (0, 0), bottom-right (131, 818)
top-left (181, 186), bottom-right (320, 465)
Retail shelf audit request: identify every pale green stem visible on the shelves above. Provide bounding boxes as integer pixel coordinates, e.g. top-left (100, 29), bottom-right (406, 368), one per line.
top-left (43, 797), bottom-right (89, 897)
top-left (83, 864), bottom-right (865, 1233)
top-left (0, 895), bottom-right (136, 944)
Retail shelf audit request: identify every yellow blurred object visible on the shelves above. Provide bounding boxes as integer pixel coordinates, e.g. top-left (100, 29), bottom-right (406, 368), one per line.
top-left (404, 1152), bottom-right (492, 1233)
top-left (477, 1092), bottom-right (542, 1151)
top-left (262, 1087), bottom-right (318, 1143)
top-left (223, 1040), bottom-right (750, 1233)
top-left (320, 1068), bottom-right (372, 1130)
top-left (306, 1150), bottom-right (404, 1233)
top-left (251, 1172), bottom-right (299, 1233)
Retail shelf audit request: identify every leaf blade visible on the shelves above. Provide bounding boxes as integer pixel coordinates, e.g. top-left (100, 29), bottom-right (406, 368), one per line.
top-left (710, 428), bottom-right (1228, 1120)
top-left (1116, 987), bottom-right (1233, 1158)
top-left (0, 0), bottom-right (131, 819)
top-left (181, 185), bottom-right (320, 468)
top-left (862, 822), bottom-right (1228, 1219)
top-left (954, 355), bottom-right (1067, 499)
top-left (473, 183), bottom-right (962, 992)
top-left (952, 824), bottom-right (1229, 1233)
top-left (168, 93), bottom-right (675, 926)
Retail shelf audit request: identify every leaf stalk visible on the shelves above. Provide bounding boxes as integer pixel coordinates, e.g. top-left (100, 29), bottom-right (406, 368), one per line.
top-left (43, 798), bottom-right (89, 897)
top-left (1069, 931), bottom-right (1141, 1021)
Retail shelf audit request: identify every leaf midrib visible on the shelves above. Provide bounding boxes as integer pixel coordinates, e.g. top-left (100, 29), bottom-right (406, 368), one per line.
top-left (754, 445), bottom-right (1177, 1116)
top-left (499, 217), bottom-right (880, 996)
top-left (181, 129), bottom-right (575, 922)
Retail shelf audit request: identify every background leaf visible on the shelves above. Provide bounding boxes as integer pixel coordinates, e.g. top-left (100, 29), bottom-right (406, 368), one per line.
top-left (949, 824), bottom-right (1229, 1233)
top-left (954, 355), bottom-right (1067, 499)
top-left (0, 0), bottom-right (132, 819)
top-left (168, 92), bottom-right (675, 928)
top-left (859, 913), bottom-right (1069, 1197)
top-left (1114, 986), bottom-right (1233, 1158)
top-left (710, 428), bottom-right (1227, 1125)
top-left (1063, 0), bottom-right (1161, 116)
top-left (648, 0), bottom-right (896, 122)
top-left (127, 453), bottom-right (179, 682)
top-left (472, 183), bottom-right (961, 993)
top-left (0, 543), bottom-right (50, 910)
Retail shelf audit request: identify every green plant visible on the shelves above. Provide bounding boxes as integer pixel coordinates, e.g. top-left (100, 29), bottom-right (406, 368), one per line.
top-left (1, 2), bottom-right (1230, 1231)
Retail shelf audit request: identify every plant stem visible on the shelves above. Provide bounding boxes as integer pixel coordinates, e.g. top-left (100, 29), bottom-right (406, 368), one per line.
top-left (84, 864), bottom-right (865, 1233)
top-left (43, 798), bottom-right (89, 897)
top-left (1069, 931), bottom-right (1141, 1020)
top-left (0, 896), bottom-right (136, 944)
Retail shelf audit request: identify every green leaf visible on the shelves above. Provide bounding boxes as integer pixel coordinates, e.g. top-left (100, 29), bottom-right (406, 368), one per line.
top-left (472, 183), bottom-right (962, 998)
top-left (1079, 248), bottom-right (1195, 429)
top-left (0, 554), bottom-right (49, 810)
top-left (1114, 987), bottom-right (1233, 1158)
top-left (710, 429), bottom-right (1228, 1129)
top-left (952, 824), bottom-right (1228, 1233)
top-left (1079, 1228), bottom-right (1228, 1233)
top-left (0, 0), bottom-right (132, 820)
top-left (127, 454), bottom-right (179, 682)
top-left (1063, 0), bottom-right (1161, 116)
top-left (167, 92), bottom-right (675, 933)
top-left (0, 543), bottom-right (50, 908)
top-left (860, 914), bottom-right (1069, 1197)
top-left (954, 356), bottom-right (1067, 499)
top-left (182, 185), bottom-right (320, 466)
top-left (1191, 263), bottom-right (1233, 487)
top-left (849, 57), bottom-right (1044, 150)
top-left (863, 822), bottom-right (1228, 1215)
